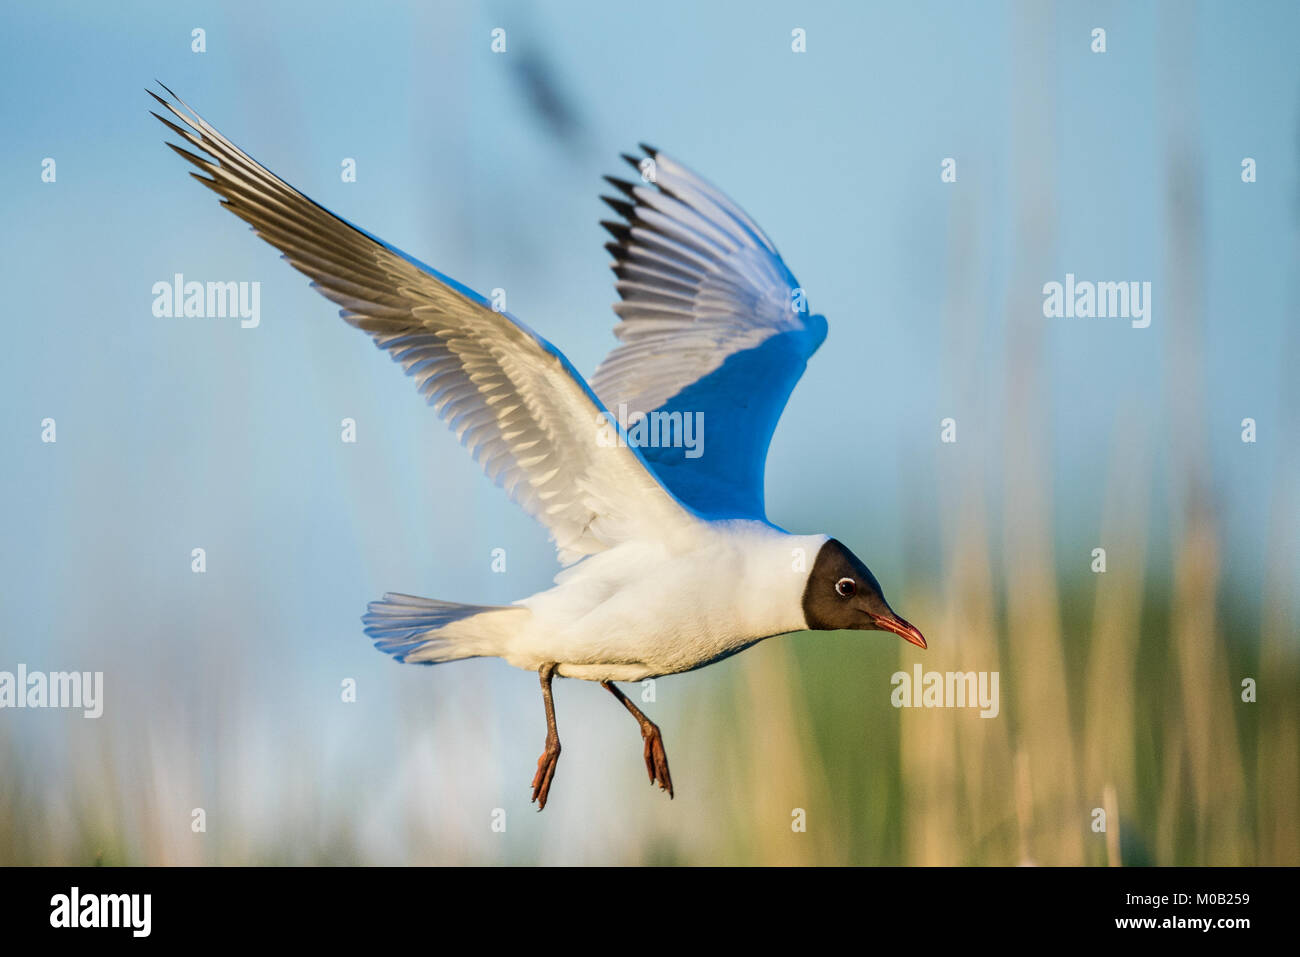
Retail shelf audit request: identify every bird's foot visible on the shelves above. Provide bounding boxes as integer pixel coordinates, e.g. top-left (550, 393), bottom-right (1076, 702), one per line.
top-left (531, 736), bottom-right (561, 811)
top-left (640, 722), bottom-right (673, 799)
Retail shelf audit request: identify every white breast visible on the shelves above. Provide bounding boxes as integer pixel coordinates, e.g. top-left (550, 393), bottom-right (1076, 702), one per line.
top-left (510, 522), bottom-right (827, 680)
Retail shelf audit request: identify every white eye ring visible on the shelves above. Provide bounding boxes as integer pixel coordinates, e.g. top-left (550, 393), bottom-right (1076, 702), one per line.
top-left (835, 577), bottom-right (856, 598)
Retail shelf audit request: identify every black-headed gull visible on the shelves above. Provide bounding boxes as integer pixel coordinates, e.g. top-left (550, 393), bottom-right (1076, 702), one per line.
top-left (152, 85), bottom-right (927, 810)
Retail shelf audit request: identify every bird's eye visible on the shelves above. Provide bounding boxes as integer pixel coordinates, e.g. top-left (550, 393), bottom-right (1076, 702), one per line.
top-left (835, 577), bottom-right (856, 598)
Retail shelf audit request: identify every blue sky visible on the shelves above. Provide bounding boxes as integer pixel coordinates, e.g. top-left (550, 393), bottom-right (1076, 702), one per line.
top-left (6, 0), bottom-right (1294, 592)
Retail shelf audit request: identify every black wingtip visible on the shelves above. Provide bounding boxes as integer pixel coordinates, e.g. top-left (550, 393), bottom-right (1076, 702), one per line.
top-left (600, 220), bottom-right (632, 243)
top-left (600, 195), bottom-right (636, 219)
top-left (152, 111), bottom-right (195, 144)
top-left (638, 142), bottom-right (659, 157)
top-left (602, 175), bottom-right (637, 197)
top-left (620, 152), bottom-right (647, 175)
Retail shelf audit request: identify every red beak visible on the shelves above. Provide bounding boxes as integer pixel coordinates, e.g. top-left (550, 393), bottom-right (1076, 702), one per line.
top-left (874, 614), bottom-right (927, 649)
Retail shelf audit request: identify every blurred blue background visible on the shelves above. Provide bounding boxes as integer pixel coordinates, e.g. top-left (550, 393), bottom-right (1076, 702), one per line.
top-left (1, 0), bottom-right (1296, 864)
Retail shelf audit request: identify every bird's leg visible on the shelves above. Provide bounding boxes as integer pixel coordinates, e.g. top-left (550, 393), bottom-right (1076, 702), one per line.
top-left (601, 680), bottom-right (673, 798)
top-left (530, 662), bottom-right (561, 810)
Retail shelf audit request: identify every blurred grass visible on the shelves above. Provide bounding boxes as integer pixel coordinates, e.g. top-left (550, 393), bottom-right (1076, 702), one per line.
top-left (1, 304), bottom-right (1295, 865)
top-left (4, 503), bottom-right (1293, 865)
top-left (774, 483), bottom-right (1299, 866)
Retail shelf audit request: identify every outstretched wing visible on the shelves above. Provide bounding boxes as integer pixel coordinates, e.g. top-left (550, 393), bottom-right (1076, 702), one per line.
top-left (593, 146), bottom-right (827, 521)
top-left (150, 87), bottom-right (694, 565)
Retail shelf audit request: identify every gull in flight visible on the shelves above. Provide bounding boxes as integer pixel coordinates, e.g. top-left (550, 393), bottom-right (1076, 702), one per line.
top-left (151, 85), bottom-right (928, 810)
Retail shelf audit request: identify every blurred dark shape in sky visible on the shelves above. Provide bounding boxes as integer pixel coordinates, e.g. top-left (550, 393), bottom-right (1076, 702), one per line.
top-left (510, 48), bottom-right (587, 151)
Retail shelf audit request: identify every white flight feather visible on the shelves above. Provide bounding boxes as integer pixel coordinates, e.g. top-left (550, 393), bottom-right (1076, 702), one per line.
top-left (150, 87), bottom-right (696, 565)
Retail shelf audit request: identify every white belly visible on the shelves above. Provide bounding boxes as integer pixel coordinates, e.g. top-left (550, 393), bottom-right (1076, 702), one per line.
top-left (504, 522), bottom-right (825, 681)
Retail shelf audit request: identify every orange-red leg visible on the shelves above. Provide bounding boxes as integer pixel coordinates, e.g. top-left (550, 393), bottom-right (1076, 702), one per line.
top-left (602, 680), bottom-right (673, 798)
top-left (530, 663), bottom-right (561, 810)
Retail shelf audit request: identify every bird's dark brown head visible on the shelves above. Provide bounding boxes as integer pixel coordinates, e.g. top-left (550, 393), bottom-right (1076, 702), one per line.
top-left (801, 539), bottom-right (927, 648)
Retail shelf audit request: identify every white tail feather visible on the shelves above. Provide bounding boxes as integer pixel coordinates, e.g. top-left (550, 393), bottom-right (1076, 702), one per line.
top-left (363, 593), bottom-right (525, 664)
